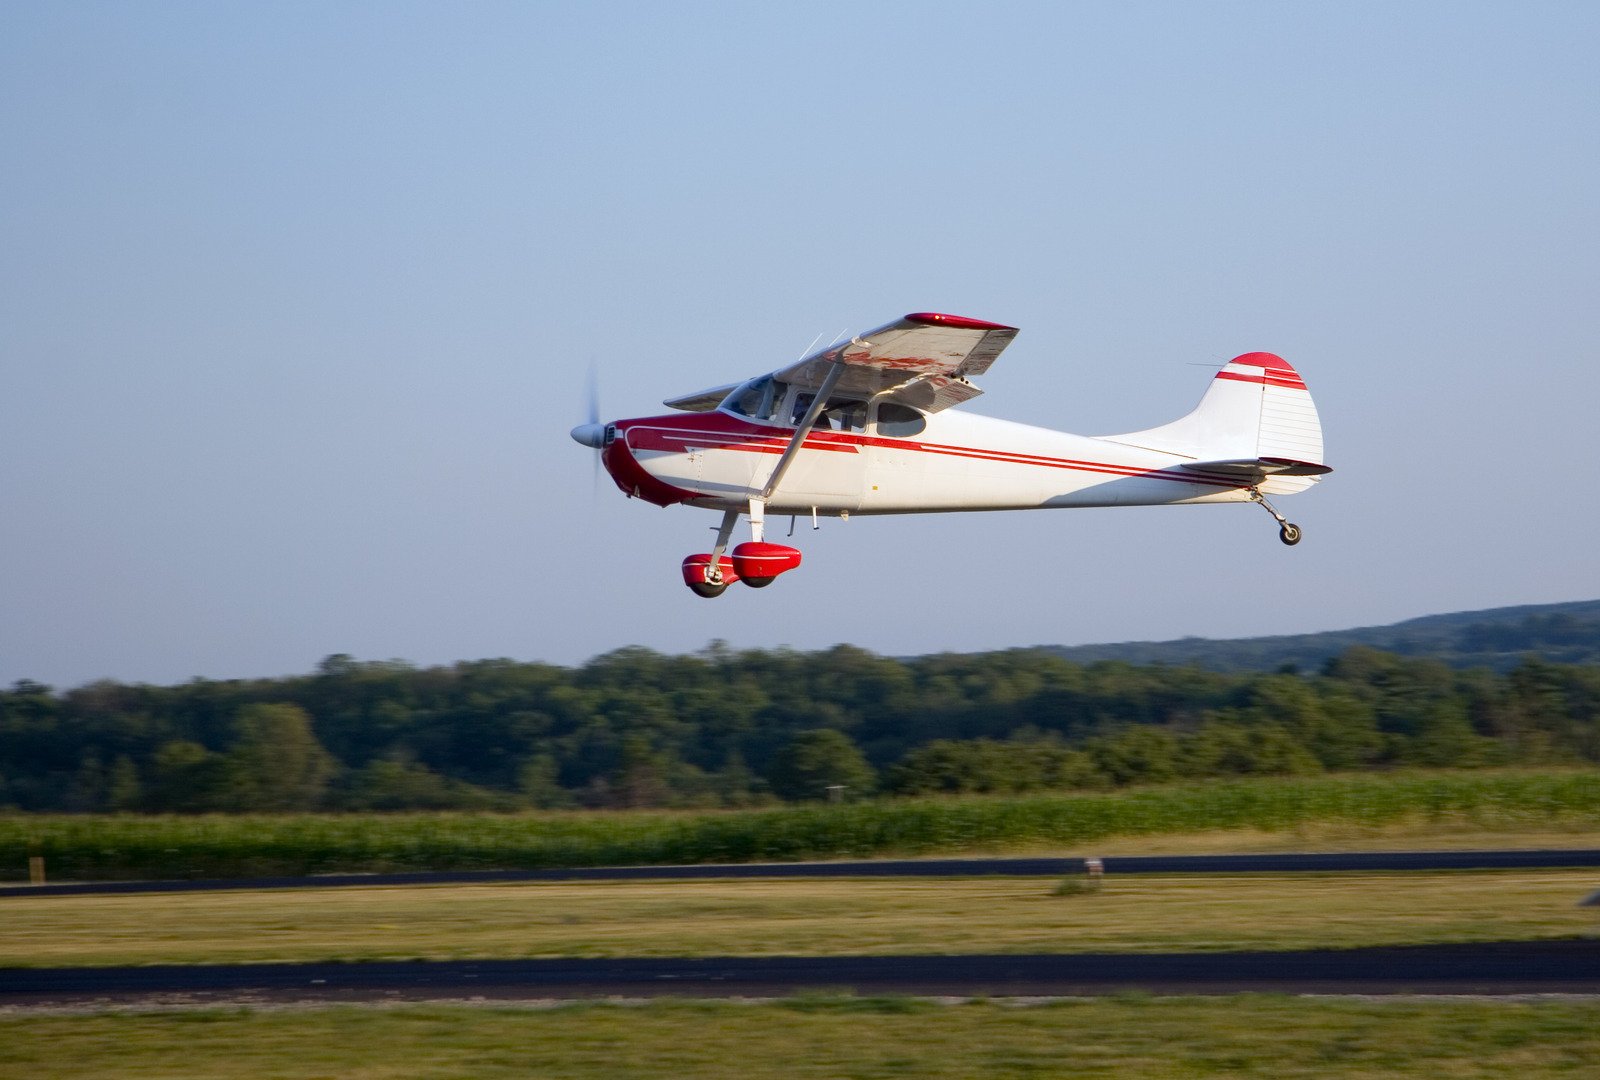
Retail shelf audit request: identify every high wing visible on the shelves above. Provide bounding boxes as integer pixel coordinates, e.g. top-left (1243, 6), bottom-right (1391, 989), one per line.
top-left (661, 312), bottom-right (1019, 415)
top-left (663, 382), bottom-right (740, 412)
top-left (774, 312), bottom-right (1018, 414)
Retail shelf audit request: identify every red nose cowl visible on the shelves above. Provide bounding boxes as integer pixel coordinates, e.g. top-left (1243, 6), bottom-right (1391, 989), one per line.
top-left (602, 431), bottom-right (695, 507)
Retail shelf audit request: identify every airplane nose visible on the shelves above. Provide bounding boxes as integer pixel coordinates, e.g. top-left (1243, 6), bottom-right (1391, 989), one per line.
top-left (570, 422), bottom-right (607, 449)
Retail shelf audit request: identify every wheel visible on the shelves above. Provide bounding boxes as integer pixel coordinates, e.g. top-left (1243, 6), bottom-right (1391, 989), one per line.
top-left (1279, 523), bottom-right (1302, 546)
top-left (687, 581), bottom-right (728, 598)
top-left (741, 576), bottom-right (776, 589)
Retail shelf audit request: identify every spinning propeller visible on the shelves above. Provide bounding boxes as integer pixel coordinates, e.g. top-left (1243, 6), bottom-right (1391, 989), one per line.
top-left (571, 366), bottom-right (608, 490)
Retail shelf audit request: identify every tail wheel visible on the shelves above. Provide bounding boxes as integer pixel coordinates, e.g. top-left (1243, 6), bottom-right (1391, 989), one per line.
top-left (688, 581), bottom-right (728, 599)
top-left (1279, 523), bottom-right (1303, 546)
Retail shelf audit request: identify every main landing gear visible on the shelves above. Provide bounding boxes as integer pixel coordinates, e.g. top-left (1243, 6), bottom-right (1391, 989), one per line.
top-left (1249, 487), bottom-right (1303, 546)
top-left (681, 503), bottom-right (804, 598)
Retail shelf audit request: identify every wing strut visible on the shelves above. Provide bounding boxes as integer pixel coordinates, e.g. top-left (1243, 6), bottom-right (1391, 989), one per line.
top-left (759, 361), bottom-right (844, 501)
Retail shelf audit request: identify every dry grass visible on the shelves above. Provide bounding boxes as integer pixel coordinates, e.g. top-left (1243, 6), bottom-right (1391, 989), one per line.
top-left (4, 997), bottom-right (1600, 1078)
top-left (4, 868), bottom-right (1597, 968)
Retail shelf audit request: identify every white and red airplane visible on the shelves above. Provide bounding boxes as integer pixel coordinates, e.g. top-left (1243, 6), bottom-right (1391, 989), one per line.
top-left (572, 313), bottom-right (1329, 598)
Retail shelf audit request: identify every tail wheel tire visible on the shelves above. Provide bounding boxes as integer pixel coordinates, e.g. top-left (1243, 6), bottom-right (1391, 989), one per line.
top-left (688, 581), bottom-right (728, 598)
top-left (1279, 523), bottom-right (1302, 546)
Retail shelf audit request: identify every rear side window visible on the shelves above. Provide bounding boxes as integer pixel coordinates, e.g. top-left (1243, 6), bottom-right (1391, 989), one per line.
top-left (875, 403), bottom-right (926, 438)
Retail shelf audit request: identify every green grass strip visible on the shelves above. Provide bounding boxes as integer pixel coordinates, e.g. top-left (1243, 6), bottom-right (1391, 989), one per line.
top-left (3, 769), bottom-right (1597, 881)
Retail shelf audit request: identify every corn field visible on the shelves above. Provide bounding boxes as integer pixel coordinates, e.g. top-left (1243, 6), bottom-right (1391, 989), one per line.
top-left (3, 769), bottom-right (1597, 882)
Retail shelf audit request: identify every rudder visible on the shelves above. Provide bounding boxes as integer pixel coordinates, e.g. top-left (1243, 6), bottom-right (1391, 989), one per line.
top-left (1103, 352), bottom-right (1325, 479)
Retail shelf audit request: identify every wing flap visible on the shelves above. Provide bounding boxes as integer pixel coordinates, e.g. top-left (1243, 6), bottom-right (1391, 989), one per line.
top-left (882, 373), bottom-right (985, 412)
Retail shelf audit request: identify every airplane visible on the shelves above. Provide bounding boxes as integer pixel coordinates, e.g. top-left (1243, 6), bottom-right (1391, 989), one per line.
top-left (571, 312), bottom-right (1329, 598)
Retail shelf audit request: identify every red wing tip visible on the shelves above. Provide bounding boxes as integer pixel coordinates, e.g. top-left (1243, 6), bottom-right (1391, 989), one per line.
top-left (905, 312), bottom-right (1017, 332)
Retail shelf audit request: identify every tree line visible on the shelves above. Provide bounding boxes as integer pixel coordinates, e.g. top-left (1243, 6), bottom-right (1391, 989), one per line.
top-left (2, 644), bottom-right (1598, 812)
top-left (1044, 602), bottom-right (1600, 672)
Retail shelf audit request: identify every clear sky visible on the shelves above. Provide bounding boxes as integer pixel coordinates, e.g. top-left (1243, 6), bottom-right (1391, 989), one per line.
top-left (3, 1), bottom-right (1597, 690)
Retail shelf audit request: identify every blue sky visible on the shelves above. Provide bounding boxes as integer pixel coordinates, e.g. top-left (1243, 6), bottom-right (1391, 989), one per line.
top-left (3, 1), bottom-right (1597, 689)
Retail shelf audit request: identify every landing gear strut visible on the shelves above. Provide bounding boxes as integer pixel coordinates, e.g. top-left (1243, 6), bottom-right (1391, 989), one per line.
top-left (682, 502), bottom-right (804, 597)
top-left (1249, 487), bottom-right (1302, 546)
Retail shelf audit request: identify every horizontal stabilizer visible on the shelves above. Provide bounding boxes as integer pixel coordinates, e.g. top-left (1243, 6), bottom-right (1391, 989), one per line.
top-left (1179, 457), bottom-right (1334, 481)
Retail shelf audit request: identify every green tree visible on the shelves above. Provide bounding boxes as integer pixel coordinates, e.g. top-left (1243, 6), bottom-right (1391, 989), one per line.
top-left (148, 740), bottom-right (232, 811)
top-left (766, 729), bottom-right (875, 800)
top-left (1182, 719), bottom-right (1323, 778)
top-left (1089, 726), bottom-right (1182, 785)
top-left (65, 753), bottom-right (108, 811)
top-left (106, 755), bottom-right (143, 811)
top-left (712, 750), bottom-right (767, 807)
top-left (226, 703), bottom-right (336, 811)
top-left (517, 754), bottom-right (573, 809)
top-left (885, 739), bottom-right (1102, 795)
top-left (337, 756), bottom-right (500, 810)
top-left (1398, 699), bottom-right (1498, 767)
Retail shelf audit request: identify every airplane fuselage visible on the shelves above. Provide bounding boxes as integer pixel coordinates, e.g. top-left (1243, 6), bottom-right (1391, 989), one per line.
top-left (601, 407), bottom-right (1256, 517)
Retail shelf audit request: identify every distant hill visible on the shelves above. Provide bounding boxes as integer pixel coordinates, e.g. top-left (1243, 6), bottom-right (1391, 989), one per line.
top-left (1037, 599), bottom-right (1600, 672)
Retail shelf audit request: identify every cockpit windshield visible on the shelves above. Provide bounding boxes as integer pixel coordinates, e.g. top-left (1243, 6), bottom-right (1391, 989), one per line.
top-left (722, 376), bottom-right (780, 420)
top-left (724, 376), bottom-right (868, 432)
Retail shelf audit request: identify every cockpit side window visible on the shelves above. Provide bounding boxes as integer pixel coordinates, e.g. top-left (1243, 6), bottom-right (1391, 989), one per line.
top-left (823, 400), bottom-right (867, 432)
top-left (789, 393), bottom-right (868, 432)
top-left (874, 402), bottom-right (927, 438)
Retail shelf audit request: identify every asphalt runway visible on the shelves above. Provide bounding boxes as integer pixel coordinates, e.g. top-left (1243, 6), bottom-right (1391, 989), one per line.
top-left (6, 849), bottom-right (1600, 898)
top-left (4, 941), bottom-right (1599, 1005)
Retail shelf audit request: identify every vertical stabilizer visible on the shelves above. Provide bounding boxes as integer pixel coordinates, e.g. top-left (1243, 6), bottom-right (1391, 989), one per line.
top-left (1103, 353), bottom-right (1325, 478)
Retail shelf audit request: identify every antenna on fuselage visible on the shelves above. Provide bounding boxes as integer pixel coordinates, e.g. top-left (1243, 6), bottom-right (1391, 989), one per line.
top-left (796, 330), bottom-right (828, 361)
top-left (795, 328), bottom-right (851, 362)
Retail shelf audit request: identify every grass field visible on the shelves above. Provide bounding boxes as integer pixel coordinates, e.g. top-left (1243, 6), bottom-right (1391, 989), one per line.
top-left (4, 769), bottom-right (1598, 882)
top-left (2, 997), bottom-right (1599, 1078)
top-left (5, 779), bottom-right (1598, 1078)
top-left (5, 869), bottom-right (1596, 967)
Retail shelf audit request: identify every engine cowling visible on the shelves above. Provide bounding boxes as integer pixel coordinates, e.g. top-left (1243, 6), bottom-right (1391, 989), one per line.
top-left (731, 542), bottom-right (802, 588)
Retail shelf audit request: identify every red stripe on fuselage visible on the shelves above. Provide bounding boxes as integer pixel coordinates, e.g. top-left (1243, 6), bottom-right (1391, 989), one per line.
top-left (897, 439), bottom-right (1239, 487)
top-left (627, 425), bottom-right (860, 457)
top-left (613, 414), bottom-right (1243, 491)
